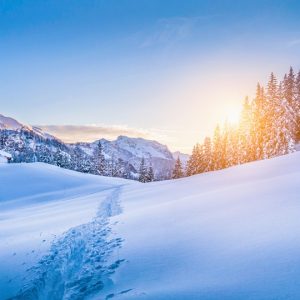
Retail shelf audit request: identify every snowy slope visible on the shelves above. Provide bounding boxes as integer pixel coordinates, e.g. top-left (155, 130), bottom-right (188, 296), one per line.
top-left (0, 163), bottom-right (134, 299)
top-left (105, 152), bottom-right (300, 299)
top-left (1, 153), bottom-right (300, 299)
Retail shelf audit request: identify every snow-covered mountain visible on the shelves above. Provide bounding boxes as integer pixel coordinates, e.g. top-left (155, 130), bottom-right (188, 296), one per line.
top-left (1, 152), bottom-right (299, 299)
top-left (0, 114), bottom-right (55, 140)
top-left (0, 114), bottom-right (176, 180)
top-left (0, 114), bottom-right (24, 130)
top-left (75, 136), bottom-right (175, 179)
top-left (172, 151), bottom-right (190, 167)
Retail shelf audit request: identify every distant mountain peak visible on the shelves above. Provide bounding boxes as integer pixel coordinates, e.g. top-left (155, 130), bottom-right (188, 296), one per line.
top-left (0, 113), bottom-right (56, 140)
top-left (0, 113), bottom-right (178, 180)
top-left (0, 114), bottom-right (28, 130)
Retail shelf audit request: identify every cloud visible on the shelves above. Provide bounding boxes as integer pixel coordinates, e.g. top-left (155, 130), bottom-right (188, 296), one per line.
top-left (37, 124), bottom-right (161, 143)
top-left (36, 124), bottom-right (197, 153)
top-left (140, 16), bottom-right (213, 48)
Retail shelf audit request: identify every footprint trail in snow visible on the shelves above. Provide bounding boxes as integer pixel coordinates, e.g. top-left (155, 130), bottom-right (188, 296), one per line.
top-left (11, 186), bottom-right (125, 300)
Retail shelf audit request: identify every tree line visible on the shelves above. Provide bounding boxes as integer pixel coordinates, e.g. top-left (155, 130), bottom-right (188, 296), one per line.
top-left (172, 67), bottom-right (300, 179)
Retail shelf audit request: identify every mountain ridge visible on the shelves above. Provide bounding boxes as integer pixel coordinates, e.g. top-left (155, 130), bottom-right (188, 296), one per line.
top-left (0, 113), bottom-right (188, 180)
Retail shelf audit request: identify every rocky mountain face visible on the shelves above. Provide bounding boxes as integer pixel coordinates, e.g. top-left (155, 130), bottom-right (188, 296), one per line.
top-left (0, 114), bottom-right (179, 180)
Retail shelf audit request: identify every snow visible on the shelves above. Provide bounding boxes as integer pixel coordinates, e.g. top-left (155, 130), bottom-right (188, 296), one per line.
top-left (0, 114), bottom-right (25, 130)
top-left (1, 153), bottom-right (300, 299)
top-left (114, 136), bottom-right (172, 160)
top-left (105, 152), bottom-right (300, 299)
top-left (0, 113), bottom-right (56, 140)
top-left (0, 149), bottom-right (12, 158)
top-left (0, 150), bottom-right (11, 163)
top-left (76, 136), bottom-right (175, 179)
top-left (172, 150), bottom-right (189, 167)
top-left (1, 114), bottom-right (175, 179)
top-left (0, 163), bottom-right (133, 299)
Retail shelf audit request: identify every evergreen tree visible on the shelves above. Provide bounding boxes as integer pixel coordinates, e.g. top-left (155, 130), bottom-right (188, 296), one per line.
top-left (94, 141), bottom-right (106, 175)
top-left (238, 97), bottom-right (251, 163)
top-left (53, 149), bottom-right (63, 167)
top-left (283, 67), bottom-right (298, 140)
top-left (264, 72), bottom-right (279, 158)
top-left (226, 125), bottom-right (239, 166)
top-left (221, 121), bottom-right (230, 168)
top-left (146, 163), bottom-right (155, 182)
top-left (212, 125), bottom-right (222, 170)
top-left (172, 157), bottom-right (183, 179)
top-left (202, 136), bottom-right (212, 171)
top-left (295, 71), bottom-right (300, 141)
top-left (276, 82), bottom-right (295, 154)
top-left (138, 157), bottom-right (148, 183)
top-left (251, 83), bottom-right (265, 160)
top-left (0, 131), bottom-right (5, 149)
top-left (186, 144), bottom-right (201, 176)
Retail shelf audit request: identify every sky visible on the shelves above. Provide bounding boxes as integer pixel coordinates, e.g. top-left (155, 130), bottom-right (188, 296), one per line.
top-left (1, 0), bottom-right (300, 153)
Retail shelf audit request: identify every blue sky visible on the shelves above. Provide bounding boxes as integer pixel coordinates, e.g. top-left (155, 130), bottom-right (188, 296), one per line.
top-left (1, 0), bottom-right (300, 152)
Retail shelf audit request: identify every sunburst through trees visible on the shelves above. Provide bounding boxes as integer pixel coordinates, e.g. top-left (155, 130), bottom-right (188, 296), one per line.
top-left (186, 67), bottom-right (300, 177)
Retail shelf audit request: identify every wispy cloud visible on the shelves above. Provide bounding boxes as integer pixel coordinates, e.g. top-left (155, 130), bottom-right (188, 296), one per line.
top-left (36, 124), bottom-right (195, 153)
top-left (140, 15), bottom-right (215, 48)
top-left (37, 124), bottom-right (162, 144)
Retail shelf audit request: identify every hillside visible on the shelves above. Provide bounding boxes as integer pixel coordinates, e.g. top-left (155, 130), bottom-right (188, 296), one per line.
top-left (1, 152), bottom-right (300, 299)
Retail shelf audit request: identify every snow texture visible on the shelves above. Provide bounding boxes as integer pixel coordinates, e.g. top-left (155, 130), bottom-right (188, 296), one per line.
top-left (1, 152), bottom-right (300, 299)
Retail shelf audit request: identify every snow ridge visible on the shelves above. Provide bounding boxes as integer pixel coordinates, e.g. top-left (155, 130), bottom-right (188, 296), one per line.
top-left (12, 187), bottom-right (125, 300)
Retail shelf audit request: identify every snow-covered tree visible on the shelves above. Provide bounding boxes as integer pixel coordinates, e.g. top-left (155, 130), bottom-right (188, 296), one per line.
top-left (146, 163), bottom-right (155, 182)
top-left (94, 141), bottom-right (106, 175)
top-left (138, 157), bottom-right (148, 183)
top-left (212, 125), bottom-right (223, 170)
top-left (172, 157), bottom-right (183, 179)
top-left (189, 67), bottom-right (300, 175)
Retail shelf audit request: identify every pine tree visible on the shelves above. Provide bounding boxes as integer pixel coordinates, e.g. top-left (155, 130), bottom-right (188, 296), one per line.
top-left (221, 121), bottom-right (230, 168)
top-left (107, 154), bottom-right (119, 177)
top-left (238, 97), bottom-right (251, 163)
top-left (283, 67), bottom-right (298, 140)
top-left (202, 136), bottom-right (212, 171)
top-left (264, 72), bottom-right (279, 158)
top-left (186, 143), bottom-right (202, 176)
top-left (53, 149), bottom-right (63, 167)
top-left (146, 163), bottom-right (155, 182)
top-left (94, 141), bottom-right (106, 175)
top-left (251, 83), bottom-right (265, 160)
top-left (0, 131), bottom-right (6, 150)
top-left (226, 125), bottom-right (239, 166)
top-left (138, 157), bottom-right (148, 183)
top-left (276, 82), bottom-right (295, 154)
top-left (295, 71), bottom-right (300, 141)
top-left (172, 157), bottom-right (183, 179)
top-left (212, 125), bottom-right (222, 170)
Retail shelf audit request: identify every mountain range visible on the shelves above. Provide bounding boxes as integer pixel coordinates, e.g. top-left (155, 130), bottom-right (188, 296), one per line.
top-left (0, 114), bottom-right (188, 180)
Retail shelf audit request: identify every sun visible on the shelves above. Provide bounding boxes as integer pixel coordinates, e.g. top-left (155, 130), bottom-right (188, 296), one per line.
top-left (226, 108), bottom-right (240, 124)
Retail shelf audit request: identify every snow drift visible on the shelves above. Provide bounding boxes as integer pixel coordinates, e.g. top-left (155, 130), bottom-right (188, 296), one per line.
top-left (1, 152), bottom-right (300, 299)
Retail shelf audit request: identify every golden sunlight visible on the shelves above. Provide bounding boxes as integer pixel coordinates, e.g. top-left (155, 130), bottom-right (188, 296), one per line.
top-left (226, 108), bottom-right (240, 124)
